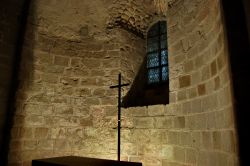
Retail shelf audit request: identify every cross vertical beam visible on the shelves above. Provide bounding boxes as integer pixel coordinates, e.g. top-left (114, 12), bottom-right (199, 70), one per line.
top-left (110, 73), bottom-right (129, 161)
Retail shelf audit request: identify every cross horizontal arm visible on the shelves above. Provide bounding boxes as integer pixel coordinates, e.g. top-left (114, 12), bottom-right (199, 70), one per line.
top-left (110, 83), bottom-right (130, 89)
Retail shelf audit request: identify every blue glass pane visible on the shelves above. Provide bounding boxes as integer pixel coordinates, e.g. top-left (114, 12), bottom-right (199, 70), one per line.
top-left (160, 22), bottom-right (167, 33)
top-left (147, 53), bottom-right (159, 67)
top-left (148, 68), bottom-right (160, 84)
top-left (161, 50), bottom-right (168, 65)
top-left (162, 66), bottom-right (168, 81)
top-left (161, 40), bottom-right (167, 49)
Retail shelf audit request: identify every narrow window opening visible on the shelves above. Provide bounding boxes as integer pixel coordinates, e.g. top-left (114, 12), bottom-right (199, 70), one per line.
top-left (147, 21), bottom-right (168, 85)
top-left (122, 21), bottom-right (169, 107)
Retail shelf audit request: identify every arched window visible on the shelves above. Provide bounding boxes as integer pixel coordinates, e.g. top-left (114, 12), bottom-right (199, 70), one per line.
top-left (122, 21), bottom-right (169, 107)
top-left (147, 21), bottom-right (168, 85)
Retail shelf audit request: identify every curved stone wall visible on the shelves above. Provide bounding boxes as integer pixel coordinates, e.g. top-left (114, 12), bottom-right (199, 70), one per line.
top-left (122, 0), bottom-right (239, 165)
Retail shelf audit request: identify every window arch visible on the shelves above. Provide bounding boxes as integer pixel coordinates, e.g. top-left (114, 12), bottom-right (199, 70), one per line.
top-left (147, 21), bottom-right (169, 85)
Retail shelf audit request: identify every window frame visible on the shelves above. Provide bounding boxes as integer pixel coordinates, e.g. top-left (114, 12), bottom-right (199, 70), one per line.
top-left (146, 21), bottom-right (168, 86)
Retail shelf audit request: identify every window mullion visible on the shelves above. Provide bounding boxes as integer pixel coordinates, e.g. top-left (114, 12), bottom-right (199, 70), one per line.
top-left (158, 22), bottom-right (162, 82)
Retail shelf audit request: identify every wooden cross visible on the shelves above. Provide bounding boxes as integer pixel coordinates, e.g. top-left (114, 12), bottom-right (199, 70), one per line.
top-left (110, 73), bottom-right (129, 161)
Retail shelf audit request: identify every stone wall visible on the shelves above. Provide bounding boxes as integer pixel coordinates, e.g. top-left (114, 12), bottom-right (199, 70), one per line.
top-left (122, 0), bottom-right (239, 165)
top-left (7, 0), bottom-right (239, 166)
top-left (8, 0), bottom-right (144, 165)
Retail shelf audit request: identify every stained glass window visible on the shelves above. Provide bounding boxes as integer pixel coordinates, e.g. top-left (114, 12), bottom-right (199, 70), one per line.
top-left (147, 21), bottom-right (168, 85)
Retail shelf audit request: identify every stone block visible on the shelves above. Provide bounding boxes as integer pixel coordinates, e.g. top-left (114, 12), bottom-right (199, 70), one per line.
top-left (167, 131), bottom-right (179, 145)
top-left (221, 130), bottom-right (235, 153)
top-left (180, 132), bottom-right (192, 146)
top-left (80, 117), bottom-right (93, 127)
top-left (35, 127), bottom-right (49, 139)
top-left (91, 69), bottom-right (105, 77)
top-left (37, 140), bottom-right (53, 150)
top-left (55, 105), bottom-right (74, 115)
top-left (173, 146), bottom-right (186, 162)
top-left (134, 117), bottom-right (154, 129)
top-left (83, 59), bottom-right (101, 68)
top-left (147, 105), bottom-right (165, 116)
top-left (169, 92), bottom-right (177, 103)
top-left (125, 107), bottom-right (148, 117)
top-left (54, 139), bottom-right (70, 151)
top-left (58, 117), bottom-right (79, 127)
top-left (191, 98), bottom-right (202, 113)
top-left (173, 116), bottom-right (185, 129)
top-left (214, 76), bottom-right (220, 90)
top-left (201, 132), bottom-right (212, 150)
top-left (206, 111), bottom-right (216, 129)
top-left (169, 78), bottom-right (179, 91)
top-left (54, 56), bottom-right (69, 66)
top-left (60, 77), bottom-right (79, 86)
top-left (174, 54), bottom-right (186, 64)
top-left (121, 143), bottom-right (137, 155)
top-left (23, 141), bottom-right (37, 150)
top-left (34, 50), bottom-right (53, 64)
top-left (184, 60), bottom-right (194, 73)
top-left (154, 117), bottom-right (173, 129)
top-left (185, 148), bottom-right (197, 164)
top-left (212, 131), bottom-right (221, 150)
top-left (25, 115), bottom-right (44, 126)
top-left (191, 132), bottom-right (201, 148)
top-left (197, 151), bottom-right (208, 166)
top-left (195, 114), bottom-right (207, 130)
top-left (81, 77), bottom-right (97, 86)
top-left (182, 101), bottom-right (192, 114)
top-left (216, 53), bottom-right (225, 71)
top-left (210, 59), bottom-right (217, 76)
top-left (215, 110), bottom-right (226, 129)
top-left (204, 94), bottom-right (218, 112)
top-left (179, 75), bottom-right (191, 88)
top-left (13, 115), bottom-right (25, 126)
top-left (177, 90), bottom-right (187, 101)
top-left (195, 55), bottom-right (204, 69)
top-left (100, 97), bottom-right (116, 105)
top-left (201, 65), bottom-right (210, 81)
top-left (8, 140), bottom-right (22, 152)
top-left (51, 128), bottom-right (66, 139)
top-left (87, 43), bottom-right (103, 51)
top-left (218, 86), bottom-right (231, 107)
top-left (44, 65), bottom-right (64, 74)
top-left (70, 58), bottom-right (82, 67)
top-left (197, 84), bottom-right (206, 96)
top-left (76, 87), bottom-right (91, 97)
top-left (92, 88), bottom-right (106, 97)
top-left (72, 68), bottom-right (89, 76)
top-left (191, 71), bottom-right (201, 85)
top-left (161, 145), bottom-right (174, 160)
top-left (42, 73), bottom-right (58, 83)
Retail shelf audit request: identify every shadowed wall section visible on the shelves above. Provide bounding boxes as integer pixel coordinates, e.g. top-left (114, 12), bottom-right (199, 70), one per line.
top-left (0, 0), bottom-right (28, 165)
